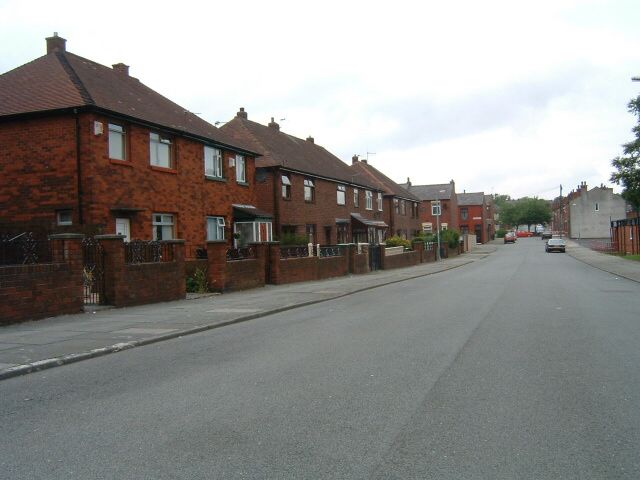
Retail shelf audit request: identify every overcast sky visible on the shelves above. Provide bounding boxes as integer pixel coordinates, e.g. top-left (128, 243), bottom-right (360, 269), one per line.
top-left (2, 0), bottom-right (639, 199)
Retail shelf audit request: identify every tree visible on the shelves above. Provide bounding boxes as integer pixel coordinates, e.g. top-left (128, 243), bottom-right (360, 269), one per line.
top-left (499, 197), bottom-right (551, 230)
top-left (610, 95), bottom-right (640, 214)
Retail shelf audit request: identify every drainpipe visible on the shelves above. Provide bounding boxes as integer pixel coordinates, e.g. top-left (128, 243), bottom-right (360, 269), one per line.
top-left (272, 167), bottom-right (280, 237)
top-left (74, 109), bottom-right (84, 225)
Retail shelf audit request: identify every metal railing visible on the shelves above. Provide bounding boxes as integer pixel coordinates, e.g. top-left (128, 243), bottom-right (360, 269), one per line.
top-left (319, 245), bottom-right (343, 258)
top-left (226, 246), bottom-right (256, 261)
top-left (280, 245), bottom-right (311, 259)
top-left (0, 232), bottom-right (52, 265)
top-left (125, 240), bottom-right (174, 264)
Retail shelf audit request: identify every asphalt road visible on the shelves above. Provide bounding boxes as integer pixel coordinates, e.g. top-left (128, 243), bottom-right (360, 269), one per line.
top-left (2, 238), bottom-right (639, 479)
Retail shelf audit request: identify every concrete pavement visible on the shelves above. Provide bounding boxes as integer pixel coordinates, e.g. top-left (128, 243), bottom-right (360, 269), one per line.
top-left (2, 239), bottom-right (638, 381)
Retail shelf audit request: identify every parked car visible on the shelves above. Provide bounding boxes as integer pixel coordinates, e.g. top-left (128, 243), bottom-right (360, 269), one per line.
top-left (545, 238), bottom-right (566, 253)
top-left (516, 230), bottom-right (534, 238)
top-left (541, 230), bottom-right (552, 240)
top-left (504, 232), bottom-right (517, 243)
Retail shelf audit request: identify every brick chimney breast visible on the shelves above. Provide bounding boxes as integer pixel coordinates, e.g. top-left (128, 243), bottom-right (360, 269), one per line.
top-left (46, 32), bottom-right (66, 54)
top-left (237, 107), bottom-right (248, 119)
top-left (306, 136), bottom-right (314, 143)
top-left (112, 63), bottom-right (129, 76)
top-left (352, 155), bottom-right (359, 164)
top-left (268, 117), bottom-right (280, 130)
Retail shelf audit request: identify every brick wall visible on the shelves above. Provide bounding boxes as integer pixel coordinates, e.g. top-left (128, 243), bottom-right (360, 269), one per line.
top-left (459, 204), bottom-right (486, 242)
top-left (382, 249), bottom-right (421, 270)
top-left (0, 234), bottom-right (84, 325)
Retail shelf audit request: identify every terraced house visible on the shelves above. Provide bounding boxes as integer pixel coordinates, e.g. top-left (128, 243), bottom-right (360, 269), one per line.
top-left (221, 109), bottom-right (388, 245)
top-left (0, 34), bottom-right (268, 253)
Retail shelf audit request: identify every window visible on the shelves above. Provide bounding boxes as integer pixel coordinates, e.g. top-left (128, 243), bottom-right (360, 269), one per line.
top-left (595, 202), bottom-right (599, 211)
top-left (422, 222), bottom-right (433, 233)
top-left (377, 193), bottom-right (383, 211)
top-left (400, 200), bottom-right (406, 215)
top-left (306, 224), bottom-right (316, 243)
top-left (282, 174), bottom-right (291, 199)
top-left (153, 213), bottom-right (174, 240)
top-left (108, 123), bottom-right (126, 160)
top-left (412, 202), bottom-right (418, 218)
top-left (304, 179), bottom-right (315, 202)
top-left (207, 216), bottom-right (225, 241)
top-left (234, 221), bottom-right (273, 247)
top-left (57, 210), bottom-right (72, 226)
top-left (150, 133), bottom-right (173, 168)
top-left (441, 223), bottom-right (448, 230)
top-left (461, 207), bottom-right (469, 220)
top-left (365, 190), bottom-right (373, 210)
top-left (337, 223), bottom-right (348, 244)
top-left (431, 201), bottom-right (441, 216)
top-left (337, 185), bottom-right (346, 205)
top-left (353, 188), bottom-right (359, 207)
top-left (235, 155), bottom-right (246, 183)
top-left (204, 146), bottom-right (223, 178)
top-left (394, 199), bottom-right (399, 214)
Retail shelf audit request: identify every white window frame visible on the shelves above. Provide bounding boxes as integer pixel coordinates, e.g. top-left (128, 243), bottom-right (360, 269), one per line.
top-left (337, 184), bottom-right (346, 205)
top-left (431, 201), bottom-right (441, 216)
top-left (234, 221), bottom-right (273, 247)
top-left (235, 154), bottom-right (246, 183)
top-left (152, 213), bottom-right (174, 240)
top-left (353, 188), bottom-right (359, 207)
top-left (207, 216), bottom-right (225, 241)
top-left (365, 190), bottom-right (373, 210)
top-left (282, 174), bottom-right (291, 199)
top-left (204, 146), bottom-right (223, 178)
top-left (377, 192), bottom-right (383, 211)
top-left (108, 123), bottom-right (126, 160)
top-left (422, 222), bottom-right (433, 233)
top-left (150, 133), bottom-right (173, 168)
top-left (304, 179), bottom-right (315, 202)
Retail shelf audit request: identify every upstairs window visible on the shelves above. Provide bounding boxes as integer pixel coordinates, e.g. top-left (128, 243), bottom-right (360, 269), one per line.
top-left (235, 155), bottom-right (246, 183)
top-left (150, 133), bottom-right (173, 168)
top-left (204, 146), bottom-right (223, 178)
top-left (431, 201), bottom-right (441, 216)
top-left (377, 193), bottom-right (383, 211)
top-left (595, 202), bottom-right (599, 211)
top-left (337, 185), bottom-right (346, 205)
top-left (461, 207), bottom-right (469, 220)
top-left (400, 199), bottom-right (406, 215)
top-left (394, 199), bottom-right (399, 214)
top-left (304, 179), bottom-right (315, 202)
top-left (365, 190), bottom-right (373, 210)
top-left (353, 188), bottom-right (359, 207)
top-left (207, 216), bottom-right (225, 241)
top-left (108, 123), bottom-right (126, 160)
top-left (153, 213), bottom-right (174, 240)
top-left (282, 174), bottom-right (291, 199)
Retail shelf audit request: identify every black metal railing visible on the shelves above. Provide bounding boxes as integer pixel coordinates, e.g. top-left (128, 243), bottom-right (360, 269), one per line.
top-left (425, 242), bottom-right (435, 251)
top-left (186, 245), bottom-right (208, 260)
top-left (0, 232), bottom-right (52, 265)
top-left (226, 246), bottom-right (256, 261)
top-left (319, 245), bottom-right (343, 258)
top-left (125, 240), bottom-right (174, 264)
top-left (280, 245), bottom-right (311, 259)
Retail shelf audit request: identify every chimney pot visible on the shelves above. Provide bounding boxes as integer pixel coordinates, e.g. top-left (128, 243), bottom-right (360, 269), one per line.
top-left (237, 107), bottom-right (248, 119)
top-left (361, 159), bottom-right (367, 164)
top-left (46, 32), bottom-right (67, 54)
top-left (112, 63), bottom-right (129, 76)
top-left (352, 155), bottom-right (359, 164)
top-left (306, 136), bottom-right (314, 143)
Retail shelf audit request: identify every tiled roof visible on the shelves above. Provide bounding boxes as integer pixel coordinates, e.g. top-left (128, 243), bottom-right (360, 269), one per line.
top-left (350, 161), bottom-right (420, 201)
top-left (457, 192), bottom-right (486, 206)
top-left (220, 113), bottom-right (382, 191)
top-left (400, 183), bottom-right (455, 201)
top-left (0, 45), bottom-right (252, 153)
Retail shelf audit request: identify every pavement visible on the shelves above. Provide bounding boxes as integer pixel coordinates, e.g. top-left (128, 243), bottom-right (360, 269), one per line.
top-left (1, 239), bottom-right (638, 381)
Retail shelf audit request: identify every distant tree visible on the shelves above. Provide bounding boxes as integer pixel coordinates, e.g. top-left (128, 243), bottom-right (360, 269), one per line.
top-left (499, 197), bottom-right (551, 230)
top-left (610, 95), bottom-right (640, 214)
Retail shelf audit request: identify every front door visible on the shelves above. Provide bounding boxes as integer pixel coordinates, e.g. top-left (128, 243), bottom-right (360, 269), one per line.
top-left (116, 218), bottom-right (131, 242)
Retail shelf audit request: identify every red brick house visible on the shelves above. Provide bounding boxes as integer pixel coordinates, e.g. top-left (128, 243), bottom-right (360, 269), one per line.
top-left (0, 34), bottom-right (268, 255)
top-left (401, 180), bottom-right (459, 234)
top-left (457, 191), bottom-right (491, 243)
top-left (349, 157), bottom-right (422, 239)
top-left (221, 109), bottom-right (388, 244)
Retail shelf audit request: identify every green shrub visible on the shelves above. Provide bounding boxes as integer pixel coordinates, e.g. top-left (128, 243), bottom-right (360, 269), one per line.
top-left (280, 233), bottom-right (311, 246)
top-left (186, 267), bottom-right (208, 293)
top-left (496, 229), bottom-right (507, 238)
top-left (440, 229), bottom-right (460, 248)
top-left (385, 235), bottom-right (412, 249)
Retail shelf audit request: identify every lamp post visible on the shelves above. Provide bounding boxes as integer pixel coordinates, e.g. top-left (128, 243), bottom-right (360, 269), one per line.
top-left (434, 189), bottom-right (446, 261)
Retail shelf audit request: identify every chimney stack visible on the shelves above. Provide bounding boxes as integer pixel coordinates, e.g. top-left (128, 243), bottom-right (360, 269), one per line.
top-left (268, 117), bottom-right (280, 131)
top-left (112, 63), bottom-right (129, 76)
top-left (352, 155), bottom-right (359, 164)
top-left (46, 32), bottom-right (66, 54)
top-left (237, 107), bottom-right (248, 119)
top-left (306, 136), bottom-right (314, 144)
top-left (406, 177), bottom-right (411, 187)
